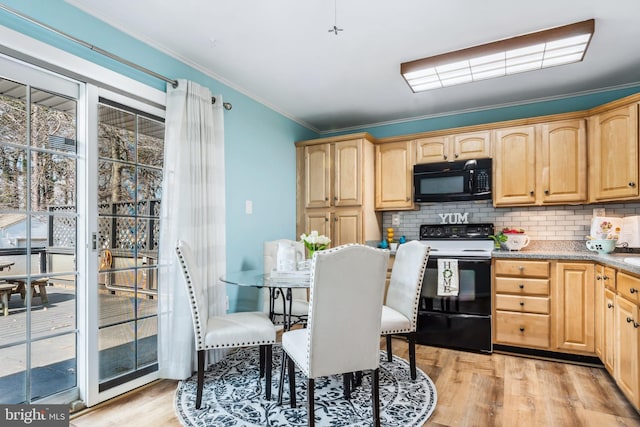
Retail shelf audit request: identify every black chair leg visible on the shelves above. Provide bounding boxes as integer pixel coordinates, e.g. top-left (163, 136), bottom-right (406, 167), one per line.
top-left (259, 345), bottom-right (266, 378)
top-left (308, 377), bottom-right (315, 427)
top-left (372, 368), bottom-right (381, 427)
top-left (196, 349), bottom-right (205, 409)
top-left (386, 335), bottom-right (393, 362)
top-left (408, 333), bottom-right (417, 380)
top-left (343, 372), bottom-right (352, 400)
top-left (265, 345), bottom-right (272, 400)
top-left (277, 351), bottom-right (288, 405)
top-left (288, 356), bottom-right (297, 408)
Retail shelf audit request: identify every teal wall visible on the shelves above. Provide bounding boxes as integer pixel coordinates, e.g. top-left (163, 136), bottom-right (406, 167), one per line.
top-left (331, 85), bottom-right (640, 139)
top-left (0, 0), bottom-right (318, 311)
top-left (3, 1), bottom-right (640, 312)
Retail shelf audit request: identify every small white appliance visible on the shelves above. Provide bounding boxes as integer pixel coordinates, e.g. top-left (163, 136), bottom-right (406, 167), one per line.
top-left (620, 215), bottom-right (640, 248)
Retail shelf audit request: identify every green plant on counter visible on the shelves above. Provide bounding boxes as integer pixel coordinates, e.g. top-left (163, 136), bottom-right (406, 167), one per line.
top-left (489, 232), bottom-right (508, 249)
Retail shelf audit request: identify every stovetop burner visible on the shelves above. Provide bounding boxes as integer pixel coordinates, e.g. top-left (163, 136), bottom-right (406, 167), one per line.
top-left (419, 223), bottom-right (494, 240)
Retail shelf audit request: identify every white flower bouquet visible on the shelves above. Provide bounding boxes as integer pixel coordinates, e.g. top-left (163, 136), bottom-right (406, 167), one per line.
top-left (300, 230), bottom-right (331, 258)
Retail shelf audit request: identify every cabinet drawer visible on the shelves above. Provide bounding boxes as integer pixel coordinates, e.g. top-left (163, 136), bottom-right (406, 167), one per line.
top-left (617, 272), bottom-right (640, 303)
top-left (494, 260), bottom-right (550, 278)
top-left (495, 294), bottom-right (549, 314)
top-left (494, 277), bottom-right (550, 295)
top-left (495, 311), bottom-right (550, 349)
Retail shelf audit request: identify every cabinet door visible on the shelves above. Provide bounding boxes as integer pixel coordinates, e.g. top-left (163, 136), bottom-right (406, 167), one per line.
top-left (334, 139), bottom-right (362, 207)
top-left (333, 209), bottom-right (361, 246)
top-left (539, 119), bottom-right (587, 204)
top-left (615, 295), bottom-right (639, 407)
top-left (452, 130), bottom-right (491, 161)
top-left (590, 104), bottom-right (639, 201)
top-left (554, 262), bottom-right (595, 353)
top-left (415, 136), bottom-right (449, 163)
top-left (493, 126), bottom-right (537, 206)
top-left (595, 265), bottom-right (605, 359)
top-left (304, 144), bottom-right (332, 208)
top-left (304, 210), bottom-right (331, 241)
top-left (375, 141), bottom-right (413, 210)
top-left (604, 288), bottom-right (616, 374)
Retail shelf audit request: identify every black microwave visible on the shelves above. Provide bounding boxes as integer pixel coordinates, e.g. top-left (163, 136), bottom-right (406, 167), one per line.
top-left (413, 158), bottom-right (492, 202)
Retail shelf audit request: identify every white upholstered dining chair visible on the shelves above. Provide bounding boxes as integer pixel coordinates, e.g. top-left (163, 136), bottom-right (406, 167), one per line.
top-left (277, 244), bottom-right (389, 427)
top-left (175, 240), bottom-right (277, 409)
top-left (380, 240), bottom-right (430, 380)
top-left (263, 239), bottom-right (308, 327)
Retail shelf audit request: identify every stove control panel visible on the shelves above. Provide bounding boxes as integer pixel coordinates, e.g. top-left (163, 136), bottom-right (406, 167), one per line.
top-left (419, 223), bottom-right (494, 239)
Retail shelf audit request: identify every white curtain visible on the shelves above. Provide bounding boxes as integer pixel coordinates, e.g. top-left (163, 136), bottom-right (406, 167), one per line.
top-left (157, 79), bottom-right (227, 379)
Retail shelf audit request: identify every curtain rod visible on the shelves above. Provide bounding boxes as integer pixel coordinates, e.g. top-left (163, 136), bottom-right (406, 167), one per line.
top-left (0, 4), bottom-right (232, 110)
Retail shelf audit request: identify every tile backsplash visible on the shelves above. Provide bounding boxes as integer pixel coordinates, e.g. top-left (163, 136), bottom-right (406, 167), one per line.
top-left (381, 200), bottom-right (640, 241)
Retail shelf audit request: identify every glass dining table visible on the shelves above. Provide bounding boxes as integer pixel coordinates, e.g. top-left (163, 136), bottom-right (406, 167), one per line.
top-left (220, 269), bottom-right (311, 331)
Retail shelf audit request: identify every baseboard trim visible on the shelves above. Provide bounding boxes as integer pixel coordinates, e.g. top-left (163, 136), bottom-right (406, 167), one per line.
top-left (493, 344), bottom-right (603, 367)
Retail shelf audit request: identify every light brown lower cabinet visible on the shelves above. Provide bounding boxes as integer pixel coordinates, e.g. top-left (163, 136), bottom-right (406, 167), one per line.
top-left (604, 288), bottom-right (616, 374)
top-left (492, 259), bottom-right (640, 412)
top-left (493, 260), bottom-right (551, 349)
top-left (615, 294), bottom-right (639, 408)
top-left (554, 262), bottom-right (594, 354)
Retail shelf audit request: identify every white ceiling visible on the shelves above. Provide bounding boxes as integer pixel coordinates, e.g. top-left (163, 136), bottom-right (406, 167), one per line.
top-left (66, 0), bottom-right (640, 133)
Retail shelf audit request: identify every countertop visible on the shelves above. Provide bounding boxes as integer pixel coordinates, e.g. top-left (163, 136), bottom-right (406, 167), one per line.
top-left (491, 248), bottom-right (640, 276)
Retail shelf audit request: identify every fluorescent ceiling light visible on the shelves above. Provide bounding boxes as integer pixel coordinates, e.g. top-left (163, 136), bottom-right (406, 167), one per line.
top-left (401, 19), bottom-right (594, 93)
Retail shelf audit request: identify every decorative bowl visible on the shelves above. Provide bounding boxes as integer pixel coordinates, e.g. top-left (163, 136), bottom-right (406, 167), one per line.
top-left (502, 234), bottom-right (530, 251)
top-left (586, 239), bottom-right (617, 254)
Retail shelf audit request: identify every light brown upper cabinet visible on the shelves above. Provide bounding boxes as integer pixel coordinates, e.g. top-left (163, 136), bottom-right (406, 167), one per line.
top-left (589, 103), bottom-right (639, 202)
top-left (375, 140), bottom-right (414, 210)
top-left (415, 130), bottom-right (490, 164)
top-left (494, 120), bottom-right (587, 207)
top-left (297, 134), bottom-right (381, 247)
top-left (304, 139), bottom-right (362, 209)
top-left (538, 119), bottom-right (587, 204)
top-left (493, 125), bottom-right (537, 206)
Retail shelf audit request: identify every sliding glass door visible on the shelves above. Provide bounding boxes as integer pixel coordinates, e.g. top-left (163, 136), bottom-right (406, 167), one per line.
top-left (94, 96), bottom-right (164, 393)
top-left (0, 55), bottom-right (165, 408)
top-left (0, 57), bottom-right (81, 404)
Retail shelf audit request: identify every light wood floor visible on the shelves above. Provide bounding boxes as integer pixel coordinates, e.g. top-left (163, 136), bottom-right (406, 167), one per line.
top-left (70, 339), bottom-right (640, 427)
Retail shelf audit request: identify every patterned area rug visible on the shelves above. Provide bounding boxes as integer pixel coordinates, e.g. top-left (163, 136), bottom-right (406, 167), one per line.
top-left (175, 346), bottom-right (437, 426)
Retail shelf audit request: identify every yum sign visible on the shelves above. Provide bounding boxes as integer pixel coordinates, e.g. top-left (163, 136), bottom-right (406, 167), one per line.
top-left (438, 212), bottom-right (469, 224)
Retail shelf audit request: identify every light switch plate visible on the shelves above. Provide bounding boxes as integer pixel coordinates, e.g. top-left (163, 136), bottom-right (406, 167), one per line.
top-left (245, 200), bottom-right (253, 215)
top-left (593, 208), bottom-right (605, 217)
top-left (391, 213), bottom-right (400, 226)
